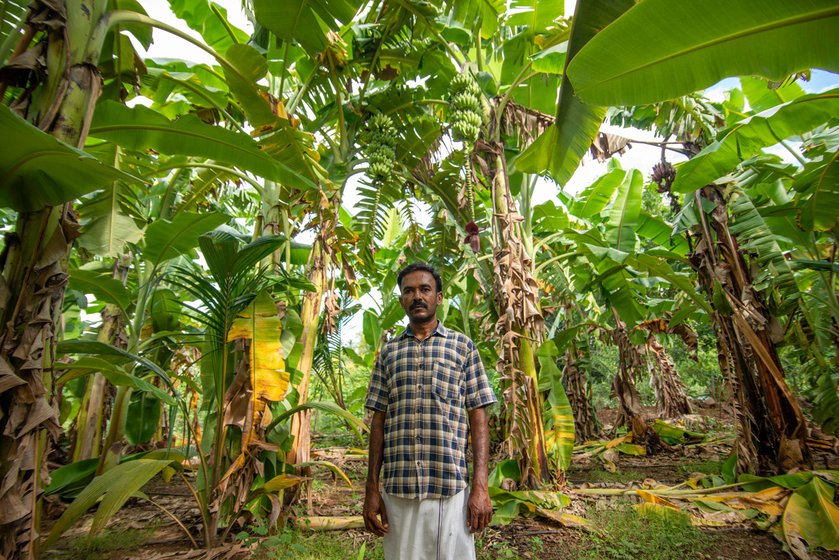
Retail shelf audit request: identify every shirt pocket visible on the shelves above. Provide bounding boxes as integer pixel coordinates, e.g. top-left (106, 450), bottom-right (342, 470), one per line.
top-left (432, 361), bottom-right (464, 405)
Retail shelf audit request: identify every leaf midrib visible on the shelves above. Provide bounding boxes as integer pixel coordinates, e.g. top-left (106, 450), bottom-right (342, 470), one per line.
top-left (576, 6), bottom-right (839, 95)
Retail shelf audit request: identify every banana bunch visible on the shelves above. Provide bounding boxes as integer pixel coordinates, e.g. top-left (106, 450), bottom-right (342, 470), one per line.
top-left (447, 72), bottom-right (484, 143)
top-left (363, 113), bottom-right (398, 183)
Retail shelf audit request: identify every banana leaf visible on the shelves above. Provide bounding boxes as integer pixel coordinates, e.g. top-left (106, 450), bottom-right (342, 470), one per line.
top-left (567, 0), bottom-right (839, 106)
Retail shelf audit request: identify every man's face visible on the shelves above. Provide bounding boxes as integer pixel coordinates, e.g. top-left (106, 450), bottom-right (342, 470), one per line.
top-left (399, 270), bottom-right (442, 324)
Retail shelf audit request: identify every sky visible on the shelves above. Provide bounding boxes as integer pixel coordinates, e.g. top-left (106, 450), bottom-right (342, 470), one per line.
top-left (131, 0), bottom-right (838, 341)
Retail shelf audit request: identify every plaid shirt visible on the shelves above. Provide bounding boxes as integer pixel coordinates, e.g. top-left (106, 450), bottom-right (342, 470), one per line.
top-left (365, 322), bottom-right (496, 499)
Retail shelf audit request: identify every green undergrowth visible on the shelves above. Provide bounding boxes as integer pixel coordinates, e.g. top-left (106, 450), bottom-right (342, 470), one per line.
top-left (252, 529), bottom-right (383, 560)
top-left (59, 523), bottom-right (157, 560)
top-left (578, 502), bottom-right (712, 560)
top-left (583, 468), bottom-right (646, 484)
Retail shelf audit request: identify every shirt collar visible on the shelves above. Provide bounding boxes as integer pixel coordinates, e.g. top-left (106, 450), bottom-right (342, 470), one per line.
top-left (400, 320), bottom-right (448, 340)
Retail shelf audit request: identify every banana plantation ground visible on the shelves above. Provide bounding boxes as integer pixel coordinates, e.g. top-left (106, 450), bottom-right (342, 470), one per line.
top-left (2, 0), bottom-right (839, 559)
top-left (41, 403), bottom-right (839, 560)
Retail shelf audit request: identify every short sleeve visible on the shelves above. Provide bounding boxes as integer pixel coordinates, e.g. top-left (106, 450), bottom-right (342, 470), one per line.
top-left (365, 345), bottom-right (389, 412)
top-left (463, 341), bottom-right (496, 411)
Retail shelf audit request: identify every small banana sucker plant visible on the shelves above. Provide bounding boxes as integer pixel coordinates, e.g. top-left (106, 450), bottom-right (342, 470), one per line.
top-left (43, 230), bottom-right (365, 550)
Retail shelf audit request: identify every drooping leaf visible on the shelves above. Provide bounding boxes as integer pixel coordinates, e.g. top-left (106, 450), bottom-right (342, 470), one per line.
top-left (43, 459), bottom-right (175, 548)
top-left (56, 357), bottom-right (175, 406)
top-left (0, 105), bottom-right (136, 212)
top-left (44, 459), bottom-right (99, 498)
top-left (672, 90), bottom-right (839, 193)
top-left (516, 0), bottom-right (635, 184)
top-left (782, 477), bottom-right (839, 557)
top-left (56, 340), bottom-right (175, 394)
top-left (88, 102), bottom-right (318, 189)
top-left (269, 400), bottom-right (367, 438)
top-left (567, 0), bottom-right (839, 106)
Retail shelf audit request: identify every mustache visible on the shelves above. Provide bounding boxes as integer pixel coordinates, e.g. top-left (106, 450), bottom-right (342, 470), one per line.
top-left (410, 302), bottom-right (427, 309)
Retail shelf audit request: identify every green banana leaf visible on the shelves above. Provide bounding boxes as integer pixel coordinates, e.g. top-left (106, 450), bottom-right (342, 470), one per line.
top-left (0, 105), bottom-right (137, 212)
top-left (43, 458), bottom-right (178, 548)
top-left (569, 167), bottom-right (627, 219)
top-left (740, 76), bottom-right (806, 113)
top-left (88, 102), bottom-right (318, 189)
top-left (672, 90), bottom-right (839, 194)
top-left (515, 0), bottom-right (635, 184)
top-left (141, 212), bottom-right (229, 269)
top-left (253, 0), bottom-right (365, 55)
top-left (125, 390), bottom-right (162, 445)
top-left (606, 169), bottom-right (643, 253)
top-left (67, 269), bottom-right (133, 314)
top-left (566, 0), bottom-right (839, 106)
top-left (168, 0), bottom-right (249, 54)
top-left (56, 357), bottom-right (175, 406)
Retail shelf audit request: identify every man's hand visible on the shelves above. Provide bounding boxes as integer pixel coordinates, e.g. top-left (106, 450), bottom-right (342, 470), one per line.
top-left (466, 485), bottom-right (492, 533)
top-left (363, 486), bottom-right (389, 536)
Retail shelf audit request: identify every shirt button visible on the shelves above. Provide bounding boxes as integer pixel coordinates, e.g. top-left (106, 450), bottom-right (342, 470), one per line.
top-left (416, 460), bottom-right (422, 467)
top-left (417, 384), bottom-right (422, 391)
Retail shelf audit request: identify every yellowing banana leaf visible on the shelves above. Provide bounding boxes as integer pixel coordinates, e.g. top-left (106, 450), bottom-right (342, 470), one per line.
top-left (605, 433), bottom-right (633, 449)
top-left (540, 348), bottom-right (575, 472)
top-left (294, 516), bottom-right (365, 531)
top-left (220, 290), bottom-right (289, 485)
top-left (294, 460), bottom-right (353, 488)
top-left (261, 474), bottom-right (309, 493)
top-left (615, 442), bottom-right (646, 456)
top-left (783, 477), bottom-right (839, 558)
top-left (227, 290), bottom-right (290, 407)
top-left (534, 508), bottom-right (591, 529)
top-left (637, 490), bottom-right (679, 509)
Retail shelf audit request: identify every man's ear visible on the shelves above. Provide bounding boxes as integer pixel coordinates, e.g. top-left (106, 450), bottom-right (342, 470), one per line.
top-left (436, 291), bottom-right (443, 304)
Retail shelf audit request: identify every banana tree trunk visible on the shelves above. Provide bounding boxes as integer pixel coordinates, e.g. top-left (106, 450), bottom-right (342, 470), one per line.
top-left (610, 313), bottom-right (649, 441)
top-left (73, 258), bottom-right (130, 460)
top-left (690, 186), bottom-right (809, 473)
top-left (483, 139), bottom-right (551, 488)
top-left (0, 1), bottom-right (110, 556)
top-left (646, 337), bottom-right (691, 419)
top-left (286, 231), bottom-right (328, 468)
top-left (563, 345), bottom-right (599, 442)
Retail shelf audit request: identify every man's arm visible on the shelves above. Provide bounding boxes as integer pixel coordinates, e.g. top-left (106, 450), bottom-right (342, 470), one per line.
top-left (467, 406), bottom-right (492, 533)
top-left (363, 410), bottom-right (389, 536)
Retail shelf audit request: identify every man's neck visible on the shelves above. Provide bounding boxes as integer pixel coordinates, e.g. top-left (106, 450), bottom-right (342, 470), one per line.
top-left (410, 318), bottom-right (438, 341)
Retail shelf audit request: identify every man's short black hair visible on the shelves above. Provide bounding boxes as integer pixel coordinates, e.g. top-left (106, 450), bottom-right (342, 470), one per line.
top-left (397, 262), bottom-right (443, 293)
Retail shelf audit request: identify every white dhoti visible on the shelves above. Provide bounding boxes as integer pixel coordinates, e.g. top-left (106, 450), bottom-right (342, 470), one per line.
top-left (381, 489), bottom-right (476, 560)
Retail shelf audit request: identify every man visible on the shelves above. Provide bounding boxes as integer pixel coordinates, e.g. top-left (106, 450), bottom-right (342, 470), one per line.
top-left (363, 262), bottom-right (496, 559)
